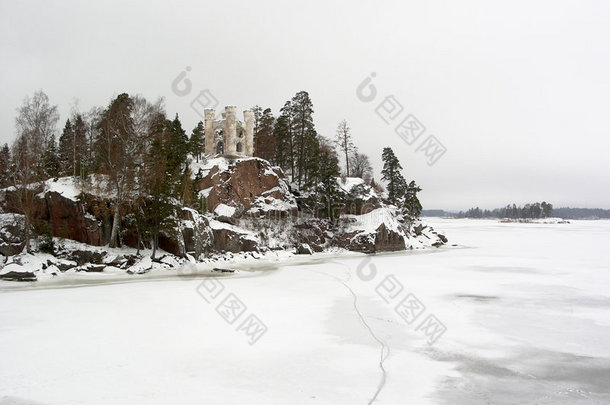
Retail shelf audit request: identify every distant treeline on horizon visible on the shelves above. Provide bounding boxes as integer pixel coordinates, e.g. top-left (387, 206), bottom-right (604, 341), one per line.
top-left (422, 206), bottom-right (610, 220)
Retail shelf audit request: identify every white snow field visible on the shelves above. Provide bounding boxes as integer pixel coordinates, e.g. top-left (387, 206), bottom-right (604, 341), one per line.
top-left (1, 219), bottom-right (609, 404)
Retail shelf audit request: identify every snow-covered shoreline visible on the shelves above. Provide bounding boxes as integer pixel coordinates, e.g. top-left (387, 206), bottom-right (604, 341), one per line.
top-left (0, 243), bottom-right (450, 291)
top-left (1, 218), bottom-right (609, 404)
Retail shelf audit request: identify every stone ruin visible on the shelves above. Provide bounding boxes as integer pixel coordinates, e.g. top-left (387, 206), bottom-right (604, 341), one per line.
top-left (204, 106), bottom-right (254, 157)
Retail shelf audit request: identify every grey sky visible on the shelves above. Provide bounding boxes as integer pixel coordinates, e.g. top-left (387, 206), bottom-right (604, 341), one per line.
top-left (1, 0), bottom-right (609, 210)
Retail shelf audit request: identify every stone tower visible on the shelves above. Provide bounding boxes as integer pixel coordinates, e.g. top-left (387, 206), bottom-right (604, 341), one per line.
top-left (203, 106), bottom-right (254, 157)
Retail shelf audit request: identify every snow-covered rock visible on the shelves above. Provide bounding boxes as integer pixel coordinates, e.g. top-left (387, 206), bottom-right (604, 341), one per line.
top-left (337, 208), bottom-right (407, 253)
top-left (0, 252), bottom-right (57, 281)
top-left (1, 177), bottom-right (106, 246)
top-left (209, 219), bottom-right (259, 253)
top-left (0, 213), bottom-right (27, 256)
top-left (295, 243), bottom-right (314, 255)
top-left (126, 256), bottom-right (152, 274)
top-left (335, 208), bottom-right (447, 252)
top-left (0, 269), bottom-right (37, 281)
top-left (214, 203), bottom-right (237, 218)
top-left (180, 208), bottom-right (213, 258)
top-left (0, 155), bottom-right (445, 278)
top-left (39, 176), bottom-right (82, 201)
top-left (340, 178), bottom-right (382, 215)
top-left (337, 176), bottom-right (365, 193)
top-left (195, 157), bottom-right (298, 218)
top-left (213, 203), bottom-right (238, 224)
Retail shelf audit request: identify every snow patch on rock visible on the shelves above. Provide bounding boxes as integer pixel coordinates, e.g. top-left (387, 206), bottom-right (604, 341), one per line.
top-left (338, 176), bottom-right (365, 193)
top-left (40, 177), bottom-right (81, 201)
top-left (214, 204), bottom-right (237, 218)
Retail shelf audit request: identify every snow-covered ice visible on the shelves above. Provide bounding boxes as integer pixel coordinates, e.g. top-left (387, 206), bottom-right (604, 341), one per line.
top-left (0, 219), bottom-right (609, 404)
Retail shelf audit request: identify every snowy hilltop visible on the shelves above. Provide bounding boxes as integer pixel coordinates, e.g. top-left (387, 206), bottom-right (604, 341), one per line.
top-left (0, 155), bottom-right (446, 281)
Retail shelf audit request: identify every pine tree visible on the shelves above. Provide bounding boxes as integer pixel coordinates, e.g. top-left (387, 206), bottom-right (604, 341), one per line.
top-left (143, 113), bottom-right (180, 259)
top-left (253, 108), bottom-right (275, 163)
top-left (167, 114), bottom-right (189, 175)
top-left (273, 101), bottom-right (295, 178)
top-left (181, 167), bottom-right (195, 206)
top-left (85, 106), bottom-right (104, 173)
top-left (189, 121), bottom-right (205, 162)
top-left (291, 91), bottom-right (317, 188)
top-left (381, 147), bottom-right (407, 205)
top-left (43, 134), bottom-right (60, 178)
top-left (402, 181), bottom-right (422, 222)
top-left (313, 138), bottom-right (343, 219)
top-left (270, 91), bottom-right (318, 188)
top-left (58, 119), bottom-right (74, 175)
top-left (252, 105), bottom-right (263, 134)
top-left (0, 144), bottom-right (11, 189)
top-left (58, 115), bottom-right (88, 177)
top-left (72, 113), bottom-right (88, 177)
top-left (303, 134), bottom-right (323, 190)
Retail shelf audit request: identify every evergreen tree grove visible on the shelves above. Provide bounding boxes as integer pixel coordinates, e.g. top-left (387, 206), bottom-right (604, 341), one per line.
top-left (273, 92), bottom-right (319, 189)
top-left (311, 137), bottom-right (343, 219)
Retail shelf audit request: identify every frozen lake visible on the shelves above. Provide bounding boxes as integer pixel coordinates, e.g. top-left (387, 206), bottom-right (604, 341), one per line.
top-left (1, 219), bottom-right (609, 404)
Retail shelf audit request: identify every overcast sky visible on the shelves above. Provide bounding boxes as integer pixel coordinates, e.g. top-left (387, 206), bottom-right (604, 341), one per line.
top-left (1, 0), bottom-right (609, 210)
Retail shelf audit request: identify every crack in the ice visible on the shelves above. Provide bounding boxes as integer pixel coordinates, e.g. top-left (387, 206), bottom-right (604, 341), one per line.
top-left (341, 276), bottom-right (390, 404)
top-left (309, 262), bottom-right (390, 404)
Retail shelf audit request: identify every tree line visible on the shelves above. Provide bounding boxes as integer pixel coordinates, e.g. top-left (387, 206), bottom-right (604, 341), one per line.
top-left (1, 91), bottom-right (196, 256)
top-left (457, 202), bottom-right (553, 219)
top-left (1, 90), bottom-right (424, 253)
top-left (551, 207), bottom-right (610, 220)
top-left (251, 92), bottom-right (374, 188)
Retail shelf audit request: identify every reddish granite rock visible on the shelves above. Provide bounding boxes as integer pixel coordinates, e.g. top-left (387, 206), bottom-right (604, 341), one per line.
top-left (197, 158), bottom-right (297, 217)
top-left (44, 191), bottom-right (104, 246)
top-left (0, 182), bottom-right (106, 247)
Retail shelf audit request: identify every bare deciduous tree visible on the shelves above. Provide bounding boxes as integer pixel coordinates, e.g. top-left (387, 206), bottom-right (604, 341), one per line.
top-left (11, 90), bottom-right (59, 252)
top-left (350, 151), bottom-right (373, 183)
top-left (335, 119), bottom-right (355, 177)
top-left (95, 93), bottom-right (137, 248)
